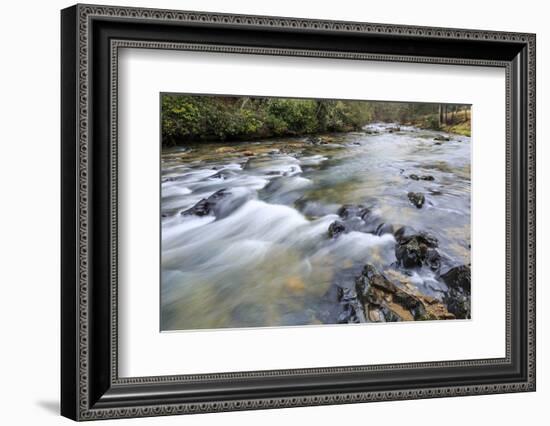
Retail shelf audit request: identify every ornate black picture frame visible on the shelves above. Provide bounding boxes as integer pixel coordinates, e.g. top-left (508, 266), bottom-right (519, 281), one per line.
top-left (61, 4), bottom-right (536, 421)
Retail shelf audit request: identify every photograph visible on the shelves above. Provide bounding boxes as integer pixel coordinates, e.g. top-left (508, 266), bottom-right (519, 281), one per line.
top-left (160, 94), bottom-right (472, 331)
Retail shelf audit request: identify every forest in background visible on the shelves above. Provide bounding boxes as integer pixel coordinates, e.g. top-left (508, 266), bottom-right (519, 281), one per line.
top-left (161, 95), bottom-right (470, 146)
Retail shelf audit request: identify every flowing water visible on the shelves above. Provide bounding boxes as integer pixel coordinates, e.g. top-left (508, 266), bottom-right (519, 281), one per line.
top-left (160, 124), bottom-right (471, 331)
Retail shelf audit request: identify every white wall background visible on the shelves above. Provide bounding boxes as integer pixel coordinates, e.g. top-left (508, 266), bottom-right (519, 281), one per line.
top-left (0, 0), bottom-right (546, 424)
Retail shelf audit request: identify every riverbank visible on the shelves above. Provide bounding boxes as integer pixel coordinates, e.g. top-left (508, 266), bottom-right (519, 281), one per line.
top-left (405, 109), bottom-right (471, 137)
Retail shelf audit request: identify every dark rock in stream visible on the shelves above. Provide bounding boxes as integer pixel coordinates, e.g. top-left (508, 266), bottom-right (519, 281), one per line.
top-left (306, 135), bottom-right (335, 145)
top-left (394, 227), bottom-right (441, 270)
top-left (334, 203), bottom-right (389, 235)
top-left (407, 191), bottom-right (425, 208)
top-left (434, 135), bottom-right (451, 142)
top-left (355, 264), bottom-right (455, 322)
top-left (181, 188), bottom-right (250, 219)
top-left (181, 190), bottom-right (228, 216)
top-left (441, 265), bottom-right (471, 293)
top-left (409, 174), bottom-right (435, 182)
top-left (328, 221), bottom-right (347, 239)
top-left (208, 169), bottom-right (238, 180)
top-left (336, 286), bottom-right (366, 323)
top-left (375, 223), bottom-right (394, 236)
top-left (337, 204), bottom-right (370, 220)
top-left (441, 265), bottom-right (471, 319)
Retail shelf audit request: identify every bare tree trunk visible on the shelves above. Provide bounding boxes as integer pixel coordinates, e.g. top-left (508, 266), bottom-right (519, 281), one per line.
top-left (239, 97), bottom-right (250, 110)
top-left (439, 104), bottom-right (443, 127)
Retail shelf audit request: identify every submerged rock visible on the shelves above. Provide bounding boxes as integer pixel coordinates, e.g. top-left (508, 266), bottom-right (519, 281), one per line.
top-left (215, 146), bottom-right (236, 154)
top-left (407, 192), bottom-right (425, 208)
top-left (306, 135), bottom-right (335, 145)
top-left (434, 135), bottom-right (451, 142)
top-left (328, 221), bottom-right (347, 238)
top-left (208, 169), bottom-right (238, 180)
top-left (394, 227), bottom-right (441, 270)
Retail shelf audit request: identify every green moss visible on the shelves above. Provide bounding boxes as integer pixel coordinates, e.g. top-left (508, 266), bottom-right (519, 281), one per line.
top-left (443, 121), bottom-right (471, 137)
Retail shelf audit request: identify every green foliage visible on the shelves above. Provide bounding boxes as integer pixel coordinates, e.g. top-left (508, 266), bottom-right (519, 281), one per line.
top-left (424, 114), bottom-right (442, 130)
top-left (161, 95), bottom-right (376, 145)
top-left (265, 99), bottom-right (318, 135)
top-left (161, 95), bottom-right (470, 145)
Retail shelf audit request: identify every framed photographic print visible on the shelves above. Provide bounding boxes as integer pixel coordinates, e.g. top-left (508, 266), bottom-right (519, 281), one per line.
top-left (61, 4), bottom-right (536, 421)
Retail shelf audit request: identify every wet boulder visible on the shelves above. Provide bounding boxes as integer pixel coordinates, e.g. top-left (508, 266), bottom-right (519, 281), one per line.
top-left (375, 223), bottom-right (394, 236)
top-left (444, 291), bottom-right (470, 320)
top-left (409, 174), bottom-right (435, 182)
top-left (181, 188), bottom-right (250, 219)
top-left (355, 263), bottom-right (454, 322)
top-left (441, 265), bottom-right (471, 319)
top-left (441, 265), bottom-right (471, 293)
top-left (337, 204), bottom-right (370, 220)
top-left (394, 227), bottom-right (441, 270)
top-left (181, 190), bottom-right (228, 216)
top-left (407, 192), bottom-right (425, 208)
top-left (355, 264), bottom-right (423, 322)
top-left (434, 135), bottom-right (451, 142)
top-left (395, 226), bottom-right (438, 245)
top-left (336, 286), bottom-right (366, 323)
top-left (328, 221), bottom-right (347, 239)
top-left (334, 203), bottom-right (392, 235)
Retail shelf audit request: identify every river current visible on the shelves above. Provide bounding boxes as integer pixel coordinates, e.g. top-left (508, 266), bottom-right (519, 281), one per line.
top-left (160, 123), bottom-right (471, 330)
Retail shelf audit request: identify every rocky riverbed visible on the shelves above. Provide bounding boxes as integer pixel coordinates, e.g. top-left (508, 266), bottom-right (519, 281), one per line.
top-left (161, 123), bottom-right (471, 331)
